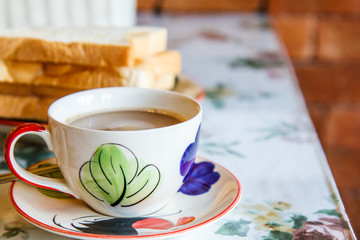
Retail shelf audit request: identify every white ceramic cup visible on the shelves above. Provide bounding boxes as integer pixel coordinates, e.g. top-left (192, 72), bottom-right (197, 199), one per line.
top-left (5, 87), bottom-right (202, 217)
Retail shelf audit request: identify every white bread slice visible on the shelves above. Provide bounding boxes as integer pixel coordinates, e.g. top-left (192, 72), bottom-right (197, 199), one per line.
top-left (0, 50), bottom-right (180, 84)
top-left (0, 74), bottom-right (177, 98)
top-left (118, 50), bottom-right (181, 86)
top-left (0, 76), bottom-right (177, 122)
top-left (0, 51), bottom-right (180, 98)
top-left (0, 60), bottom-right (42, 83)
top-left (0, 76), bottom-right (177, 121)
top-left (0, 26), bottom-right (167, 67)
top-left (0, 94), bottom-right (55, 121)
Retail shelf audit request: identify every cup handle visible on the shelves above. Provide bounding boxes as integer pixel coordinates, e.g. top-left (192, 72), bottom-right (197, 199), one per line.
top-left (4, 123), bottom-right (79, 199)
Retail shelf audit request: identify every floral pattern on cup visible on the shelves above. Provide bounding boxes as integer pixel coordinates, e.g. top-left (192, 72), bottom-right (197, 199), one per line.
top-left (180, 126), bottom-right (201, 177)
top-left (179, 161), bottom-right (220, 195)
top-left (79, 144), bottom-right (160, 207)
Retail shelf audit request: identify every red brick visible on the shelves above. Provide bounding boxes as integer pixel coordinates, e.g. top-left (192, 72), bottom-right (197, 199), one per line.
top-left (324, 105), bottom-right (360, 149)
top-left (269, 0), bottom-right (360, 14)
top-left (295, 64), bottom-right (360, 104)
top-left (322, 0), bottom-right (360, 14)
top-left (325, 149), bottom-right (360, 237)
top-left (307, 104), bottom-right (329, 144)
top-left (269, 0), bottom-right (322, 12)
top-left (318, 17), bottom-right (360, 61)
top-left (326, 149), bottom-right (360, 189)
top-left (271, 14), bottom-right (317, 60)
top-left (337, 188), bottom-right (360, 237)
top-left (137, 0), bottom-right (157, 11)
top-left (162, 0), bottom-right (261, 12)
top-left (139, 0), bottom-right (360, 13)
top-left (137, 0), bottom-right (261, 13)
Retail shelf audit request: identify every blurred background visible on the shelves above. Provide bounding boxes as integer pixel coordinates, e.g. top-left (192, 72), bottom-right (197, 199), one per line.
top-left (139, 0), bottom-right (360, 236)
top-left (137, 0), bottom-right (360, 234)
top-left (0, 0), bottom-right (358, 237)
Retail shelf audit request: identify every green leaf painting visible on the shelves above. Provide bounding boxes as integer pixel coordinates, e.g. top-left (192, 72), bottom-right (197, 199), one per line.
top-left (229, 52), bottom-right (284, 69)
top-left (205, 83), bottom-right (233, 109)
top-left (229, 58), bottom-right (284, 69)
top-left (254, 120), bottom-right (311, 143)
top-left (79, 144), bottom-right (160, 207)
top-left (216, 199), bottom-right (350, 239)
top-left (205, 83), bottom-right (275, 109)
top-left (215, 219), bottom-right (250, 237)
top-left (2, 221), bottom-right (29, 240)
top-left (266, 222), bottom-right (281, 228)
top-left (201, 141), bottom-right (245, 158)
top-left (290, 215), bottom-right (307, 229)
top-left (315, 209), bottom-right (341, 218)
top-left (262, 230), bottom-right (293, 240)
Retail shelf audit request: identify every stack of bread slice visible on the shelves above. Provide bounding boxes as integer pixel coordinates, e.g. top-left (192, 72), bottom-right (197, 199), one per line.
top-left (0, 27), bottom-right (181, 122)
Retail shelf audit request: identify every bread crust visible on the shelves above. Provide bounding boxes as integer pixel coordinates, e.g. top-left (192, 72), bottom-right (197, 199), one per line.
top-left (0, 74), bottom-right (176, 121)
top-left (0, 74), bottom-right (176, 98)
top-left (0, 51), bottom-right (180, 98)
top-left (0, 37), bottom-right (132, 67)
top-left (0, 27), bottom-right (168, 67)
top-left (0, 94), bottom-right (55, 121)
top-left (0, 27), bottom-right (174, 121)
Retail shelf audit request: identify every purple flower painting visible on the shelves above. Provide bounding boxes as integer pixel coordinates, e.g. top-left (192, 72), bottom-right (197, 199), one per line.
top-left (180, 126), bottom-right (200, 177)
top-left (179, 161), bottom-right (220, 195)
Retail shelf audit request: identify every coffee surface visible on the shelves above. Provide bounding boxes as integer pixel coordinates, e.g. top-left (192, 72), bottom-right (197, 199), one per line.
top-left (69, 109), bottom-right (183, 131)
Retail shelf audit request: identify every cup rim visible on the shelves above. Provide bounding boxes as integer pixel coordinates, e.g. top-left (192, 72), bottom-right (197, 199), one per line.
top-left (47, 87), bottom-right (202, 133)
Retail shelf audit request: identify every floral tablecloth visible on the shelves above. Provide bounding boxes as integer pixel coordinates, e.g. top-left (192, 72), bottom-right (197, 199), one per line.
top-left (0, 13), bottom-right (356, 240)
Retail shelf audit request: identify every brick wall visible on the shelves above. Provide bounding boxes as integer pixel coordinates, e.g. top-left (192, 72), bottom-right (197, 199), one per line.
top-left (137, 1), bottom-right (360, 236)
top-left (138, 0), bottom-right (262, 12)
top-left (269, 4), bottom-right (360, 234)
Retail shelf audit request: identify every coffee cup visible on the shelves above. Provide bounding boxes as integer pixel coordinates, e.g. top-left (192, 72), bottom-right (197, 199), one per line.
top-left (5, 87), bottom-right (202, 217)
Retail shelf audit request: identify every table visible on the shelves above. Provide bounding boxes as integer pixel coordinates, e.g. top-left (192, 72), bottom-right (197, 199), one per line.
top-left (0, 13), bottom-right (356, 239)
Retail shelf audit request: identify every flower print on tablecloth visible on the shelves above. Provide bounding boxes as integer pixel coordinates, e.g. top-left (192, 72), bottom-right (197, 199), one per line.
top-left (229, 52), bottom-right (285, 70)
top-left (228, 51), bottom-right (288, 80)
top-left (292, 217), bottom-right (349, 240)
top-left (198, 127), bottom-right (245, 159)
top-left (215, 200), bottom-right (352, 239)
top-left (205, 83), bottom-right (275, 109)
top-left (1, 221), bottom-right (30, 239)
top-left (168, 28), bottom-right (235, 49)
top-left (253, 117), bottom-right (314, 144)
top-left (200, 140), bottom-right (245, 159)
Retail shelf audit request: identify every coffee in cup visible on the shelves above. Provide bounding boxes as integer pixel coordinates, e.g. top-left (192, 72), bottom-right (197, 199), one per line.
top-left (68, 109), bottom-right (184, 131)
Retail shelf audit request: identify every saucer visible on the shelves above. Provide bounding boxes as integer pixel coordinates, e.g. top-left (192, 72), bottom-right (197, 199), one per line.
top-left (9, 157), bottom-right (241, 240)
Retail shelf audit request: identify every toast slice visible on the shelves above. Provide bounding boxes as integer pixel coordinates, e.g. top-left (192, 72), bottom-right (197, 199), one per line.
top-left (0, 94), bottom-right (55, 121)
top-left (0, 74), bottom-right (176, 98)
top-left (0, 51), bottom-right (181, 97)
top-left (0, 26), bottom-right (167, 67)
